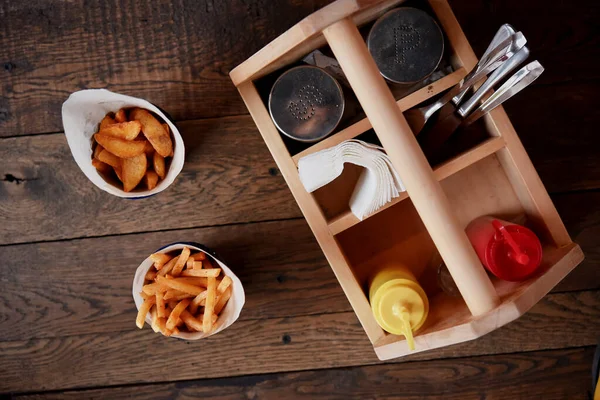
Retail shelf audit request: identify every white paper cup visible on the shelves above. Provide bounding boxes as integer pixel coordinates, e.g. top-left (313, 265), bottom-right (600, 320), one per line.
top-left (62, 89), bottom-right (185, 198)
top-left (132, 242), bottom-right (245, 340)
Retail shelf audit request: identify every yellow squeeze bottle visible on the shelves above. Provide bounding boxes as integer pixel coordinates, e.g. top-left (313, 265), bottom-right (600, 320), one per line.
top-left (369, 263), bottom-right (429, 350)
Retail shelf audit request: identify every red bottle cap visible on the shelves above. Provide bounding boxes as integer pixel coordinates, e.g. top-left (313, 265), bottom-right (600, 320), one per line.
top-left (484, 220), bottom-right (543, 282)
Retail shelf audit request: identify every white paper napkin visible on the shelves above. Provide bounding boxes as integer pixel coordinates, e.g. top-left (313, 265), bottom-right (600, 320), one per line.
top-left (298, 140), bottom-right (405, 220)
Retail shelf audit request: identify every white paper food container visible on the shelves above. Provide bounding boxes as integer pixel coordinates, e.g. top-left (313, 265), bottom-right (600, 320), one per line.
top-left (62, 89), bottom-right (185, 198)
top-left (132, 242), bottom-right (245, 340)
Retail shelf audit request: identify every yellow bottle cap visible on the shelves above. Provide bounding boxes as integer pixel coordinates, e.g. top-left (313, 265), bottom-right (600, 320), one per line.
top-left (372, 279), bottom-right (429, 350)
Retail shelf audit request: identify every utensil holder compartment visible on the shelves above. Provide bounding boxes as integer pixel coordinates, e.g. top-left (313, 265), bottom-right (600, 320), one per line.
top-left (230, 0), bottom-right (584, 360)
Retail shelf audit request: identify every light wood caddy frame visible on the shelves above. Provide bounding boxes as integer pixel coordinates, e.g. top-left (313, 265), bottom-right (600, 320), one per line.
top-left (230, 0), bottom-right (584, 360)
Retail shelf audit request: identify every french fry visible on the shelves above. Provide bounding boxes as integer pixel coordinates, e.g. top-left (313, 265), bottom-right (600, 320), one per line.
top-left (203, 276), bottom-right (217, 333)
top-left (217, 276), bottom-right (232, 294)
top-left (180, 310), bottom-right (203, 332)
top-left (186, 258), bottom-right (194, 271)
top-left (144, 170), bottom-right (159, 190)
top-left (158, 256), bottom-right (179, 276)
top-left (99, 114), bottom-right (115, 131)
top-left (92, 158), bottom-right (113, 174)
top-left (153, 152), bottom-right (166, 179)
top-left (150, 306), bottom-right (160, 333)
top-left (156, 291), bottom-right (166, 318)
top-left (150, 253), bottom-right (172, 269)
top-left (214, 286), bottom-right (232, 314)
top-left (97, 149), bottom-right (121, 169)
top-left (197, 312), bottom-right (218, 325)
top-left (164, 289), bottom-right (194, 301)
top-left (145, 269), bottom-right (157, 281)
top-left (115, 108), bottom-right (127, 123)
top-left (98, 121), bottom-right (142, 140)
top-left (166, 298), bottom-right (191, 330)
top-left (130, 108), bottom-right (173, 157)
top-left (156, 316), bottom-right (167, 333)
top-left (122, 153), bottom-right (147, 192)
top-left (142, 282), bottom-right (167, 295)
top-left (170, 247), bottom-right (190, 277)
top-left (155, 275), bottom-right (204, 296)
top-left (191, 252), bottom-right (207, 261)
top-left (140, 291), bottom-right (149, 300)
top-left (181, 267), bottom-right (221, 278)
top-left (94, 134), bottom-right (146, 158)
top-left (136, 297), bottom-right (156, 329)
top-left (189, 290), bottom-right (208, 315)
top-left (171, 277), bottom-right (208, 287)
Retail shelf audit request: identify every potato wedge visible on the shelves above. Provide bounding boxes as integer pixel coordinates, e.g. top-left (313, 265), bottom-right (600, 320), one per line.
top-left (122, 153), bottom-right (147, 192)
top-left (97, 149), bottom-right (121, 169)
top-left (98, 121), bottom-right (142, 140)
top-left (144, 170), bottom-right (159, 190)
top-left (94, 134), bottom-right (146, 158)
top-left (115, 108), bottom-right (127, 123)
top-left (91, 158), bottom-right (112, 175)
top-left (99, 115), bottom-right (115, 131)
top-left (144, 141), bottom-right (155, 156)
top-left (114, 166), bottom-right (123, 182)
top-left (130, 108), bottom-right (173, 157)
top-left (93, 143), bottom-right (104, 159)
top-left (162, 123), bottom-right (170, 135)
top-left (153, 152), bottom-right (166, 179)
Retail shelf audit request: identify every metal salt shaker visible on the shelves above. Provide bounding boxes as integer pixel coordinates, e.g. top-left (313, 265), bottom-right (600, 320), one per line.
top-left (368, 7), bottom-right (445, 84)
top-left (269, 66), bottom-right (345, 143)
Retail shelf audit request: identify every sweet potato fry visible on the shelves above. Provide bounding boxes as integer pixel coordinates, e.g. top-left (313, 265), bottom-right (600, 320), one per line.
top-left (157, 255), bottom-right (179, 276)
top-left (203, 277), bottom-right (217, 333)
top-left (97, 149), bottom-right (121, 168)
top-left (115, 108), bottom-right (127, 123)
top-left (94, 134), bottom-right (146, 158)
top-left (136, 296), bottom-right (156, 329)
top-left (214, 286), bottom-right (232, 314)
top-left (166, 298), bottom-right (190, 330)
top-left (99, 115), bottom-right (115, 131)
top-left (122, 153), bottom-right (147, 192)
top-left (153, 152), bottom-right (166, 179)
top-left (170, 247), bottom-right (190, 277)
top-left (144, 170), bottom-right (159, 190)
top-left (150, 253), bottom-right (172, 269)
top-left (92, 158), bottom-right (112, 175)
top-left (98, 121), bottom-right (142, 140)
top-left (155, 275), bottom-right (204, 296)
top-left (181, 267), bottom-right (221, 278)
top-left (130, 108), bottom-right (173, 157)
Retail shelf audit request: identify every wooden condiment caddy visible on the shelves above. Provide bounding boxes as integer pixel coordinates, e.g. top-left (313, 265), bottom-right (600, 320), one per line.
top-left (230, 0), bottom-right (584, 360)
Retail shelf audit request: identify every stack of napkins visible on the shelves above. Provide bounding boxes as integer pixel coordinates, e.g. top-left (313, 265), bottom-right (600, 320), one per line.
top-left (298, 140), bottom-right (405, 220)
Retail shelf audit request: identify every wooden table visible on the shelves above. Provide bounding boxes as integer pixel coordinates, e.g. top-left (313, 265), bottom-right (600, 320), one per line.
top-left (0, 0), bottom-right (598, 398)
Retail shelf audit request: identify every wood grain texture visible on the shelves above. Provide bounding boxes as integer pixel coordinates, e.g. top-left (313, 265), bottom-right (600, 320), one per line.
top-left (0, 116), bottom-right (301, 245)
top-left (0, 0), bottom-right (596, 137)
top-left (17, 347), bottom-right (594, 400)
top-left (0, 0), bottom-right (332, 137)
top-left (0, 290), bottom-right (598, 393)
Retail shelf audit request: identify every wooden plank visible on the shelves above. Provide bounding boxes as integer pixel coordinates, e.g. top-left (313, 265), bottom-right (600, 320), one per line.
top-left (1, 0), bottom-right (596, 137)
top-left (17, 346), bottom-right (594, 399)
top-left (0, 219), bottom-right (346, 342)
top-left (0, 189), bottom-right (597, 343)
top-left (0, 290), bottom-right (598, 393)
top-left (0, 0), bottom-right (333, 137)
top-left (0, 116), bottom-right (301, 245)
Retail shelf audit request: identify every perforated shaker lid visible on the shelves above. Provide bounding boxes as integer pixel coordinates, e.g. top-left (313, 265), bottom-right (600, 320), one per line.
top-left (367, 7), bottom-right (444, 84)
top-left (268, 66), bottom-right (345, 143)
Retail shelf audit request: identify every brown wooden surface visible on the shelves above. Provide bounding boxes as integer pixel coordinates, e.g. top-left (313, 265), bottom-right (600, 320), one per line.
top-left (0, 0), bottom-right (597, 398)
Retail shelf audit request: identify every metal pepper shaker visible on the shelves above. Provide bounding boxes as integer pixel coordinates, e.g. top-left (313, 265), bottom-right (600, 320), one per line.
top-left (367, 7), bottom-right (445, 84)
top-left (269, 65), bottom-right (345, 143)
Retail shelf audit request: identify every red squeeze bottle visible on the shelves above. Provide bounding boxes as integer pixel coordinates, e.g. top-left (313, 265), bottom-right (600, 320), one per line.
top-left (465, 217), bottom-right (543, 282)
